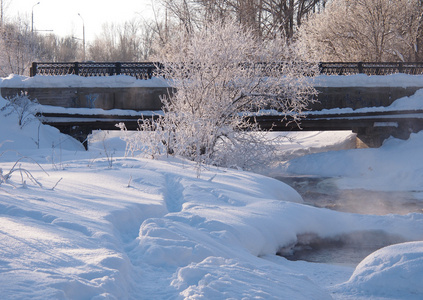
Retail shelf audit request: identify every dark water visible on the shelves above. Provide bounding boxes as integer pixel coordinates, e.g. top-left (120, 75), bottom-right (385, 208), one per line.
top-left (277, 231), bottom-right (406, 266)
top-left (276, 175), bottom-right (423, 215)
top-left (275, 175), bottom-right (422, 264)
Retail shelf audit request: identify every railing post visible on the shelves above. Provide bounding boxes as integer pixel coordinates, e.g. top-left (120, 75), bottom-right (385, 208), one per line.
top-left (30, 62), bottom-right (37, 77)
top-left (358, 62), bottom-right (363, 74)
top-left (73, 62), bottom-right (79, 75)
top-left (115, 62), bottom-right (122, 75)
top-left (318, 62), bottom-right (323, 74)
top-left (147, 66), bottom-right (153, 79)
top-left (398, 62), bottom-right (403, 74)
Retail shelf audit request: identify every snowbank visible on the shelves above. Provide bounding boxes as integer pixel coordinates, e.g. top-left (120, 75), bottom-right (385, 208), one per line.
top-left (312, 87), bottom-right (423, 114)
top-left (0, 97), bottom-right (84, 151)
top-left (281, 131), bottom-right (423, 191)
top-left (336, 241), bottom-right (423, 300)
top-left (268, 131), bottom-right (357, 162)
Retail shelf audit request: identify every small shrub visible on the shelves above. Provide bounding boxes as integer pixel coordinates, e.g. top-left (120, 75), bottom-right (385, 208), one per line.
top-left (1, 92), bottom-right (39, 128)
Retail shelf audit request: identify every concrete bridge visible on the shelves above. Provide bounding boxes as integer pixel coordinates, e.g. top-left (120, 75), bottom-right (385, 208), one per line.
top-left (33, 109), bottom-right (423, 149)
top-left (1, 73), bottom-right (423, 149)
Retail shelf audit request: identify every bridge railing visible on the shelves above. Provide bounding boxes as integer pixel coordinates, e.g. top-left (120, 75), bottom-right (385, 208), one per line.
top-left (30, 61), bottom-right (423, 79)
top-left (30, 62), bottom-right (162, 79)
top-left (319, 62), bottom-right (423, 75)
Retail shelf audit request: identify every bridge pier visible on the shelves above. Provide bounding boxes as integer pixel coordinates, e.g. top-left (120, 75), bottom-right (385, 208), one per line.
top-left (354, 127), bottom-right (397, 148)
top-left (354, 120), bottom-right (423, 148)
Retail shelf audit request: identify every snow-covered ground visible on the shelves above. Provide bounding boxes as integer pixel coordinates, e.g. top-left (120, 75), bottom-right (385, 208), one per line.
top-left (0, 75), bottom-right (422, 299)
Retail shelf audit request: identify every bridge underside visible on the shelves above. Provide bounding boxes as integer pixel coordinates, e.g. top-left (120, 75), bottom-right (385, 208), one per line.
top-left (254, 111), bottom-right (423, 148)
top-left (37, 110), bottom-right (423, 150)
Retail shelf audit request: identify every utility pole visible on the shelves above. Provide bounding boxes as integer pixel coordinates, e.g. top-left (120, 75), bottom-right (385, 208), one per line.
top-left (32, 2), bottom-right (40, 34)
top-left (78, 13), bottom-right (86, 61)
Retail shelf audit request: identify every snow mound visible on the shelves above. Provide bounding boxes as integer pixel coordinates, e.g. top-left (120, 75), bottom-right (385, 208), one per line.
top-left (338, 241), bottom-right (423, 299)
top-left (0, 97), bottom-right (84, 152)
top-left (388, 88), bottom-right (423, 110)
top-left (171, 256), bottom-right (332, 300)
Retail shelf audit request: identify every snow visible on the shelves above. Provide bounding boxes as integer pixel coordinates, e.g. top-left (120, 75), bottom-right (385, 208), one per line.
top-left (3, 72), bottom-right (423, 89)
top-left (337, 241), bottom-right (423, 300)
top-left (38, 105), bottom-right (161, 116)
top-left (311, 87), bottom-right (423, 115)
top-left (1, 75), bottom-right (423, 299)
top-left (0, 74), bottom-right (170, 88)
top-left (279, 131), bottom-right (423, 192)
top-left (313, 73), bottom-right (423, 88)
top-left (0, 97), bottom-right (85, 152)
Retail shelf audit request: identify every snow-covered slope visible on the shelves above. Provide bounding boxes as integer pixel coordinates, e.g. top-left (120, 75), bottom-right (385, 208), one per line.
top-left (1, 77), bottom-right (423, 299)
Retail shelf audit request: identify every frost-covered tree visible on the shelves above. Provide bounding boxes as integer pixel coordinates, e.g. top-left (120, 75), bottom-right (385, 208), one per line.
top-left (297, 0), bottom-right (423, 62)
top-left (125, 18), bottom-right (317, 169)
top-left (0, 18), bottom-right (37, 76)
top-left (259, 0), bottom-right (328, 39)
top-left (157, 0), bottom-right (327, 39)
top-left (87, 19), bottom-right (151, 61)
top-left (37, 34), bottom-right (80, 62)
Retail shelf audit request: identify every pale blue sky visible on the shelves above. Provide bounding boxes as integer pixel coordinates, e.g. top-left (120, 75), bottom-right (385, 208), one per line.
top-left (5, 0), bottom-right (155, 42)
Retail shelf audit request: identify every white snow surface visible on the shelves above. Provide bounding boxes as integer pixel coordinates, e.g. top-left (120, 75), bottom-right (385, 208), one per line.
top-left (336, 241), bottom-right (423, 299)
top-left (313, 73), bottom-right (423, 87)
top-left (0, 75), bottom-right (423, 299)
top-left (280, 130), bottom-right (423, 192)
top-left (311, 86), bottom-right (423, 115)
top-left (2, 72), bottom-right (423, 88)
top-left (0, 74), bottom-right (170, 88)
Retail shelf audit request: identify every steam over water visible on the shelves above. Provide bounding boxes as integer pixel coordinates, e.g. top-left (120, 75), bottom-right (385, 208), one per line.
top-left (275, 175), bottom-right (422, 264)
top-left (277, 176), bottom-right (423, 215)
top-left (278, 231), bottom-right (406, 266)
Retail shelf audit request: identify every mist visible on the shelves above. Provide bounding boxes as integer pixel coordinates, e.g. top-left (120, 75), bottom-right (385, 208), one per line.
top-left (277, 175), bottom-right (423, 216)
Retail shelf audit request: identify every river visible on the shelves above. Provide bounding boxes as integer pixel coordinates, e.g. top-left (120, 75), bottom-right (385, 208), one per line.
top-left (274, 175), bottom-right (422, 265)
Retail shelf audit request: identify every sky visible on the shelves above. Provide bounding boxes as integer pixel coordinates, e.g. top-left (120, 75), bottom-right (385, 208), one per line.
top-left (4, 0), bottom-right (155, 42)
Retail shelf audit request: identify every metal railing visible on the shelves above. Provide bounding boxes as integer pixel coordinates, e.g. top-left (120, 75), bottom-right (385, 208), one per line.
top-left (319, 62), bottom-right (423, 75)
top-left (30, 61), bottom-right (423, 79)
top-left (30, 62), bottom-right (161, 79)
